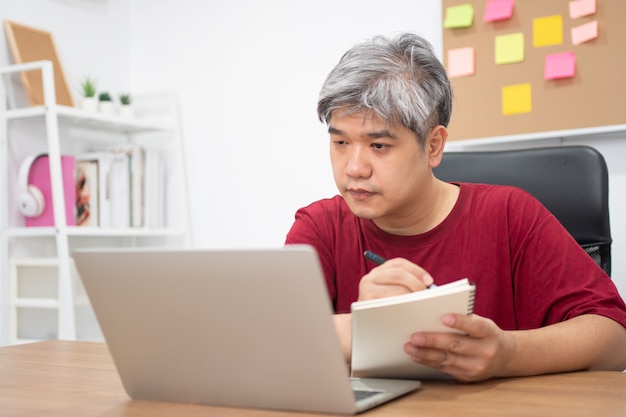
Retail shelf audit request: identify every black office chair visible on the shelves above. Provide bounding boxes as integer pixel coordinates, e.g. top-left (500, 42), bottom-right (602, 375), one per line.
top-left (433, 146), bottom-right (612, 276)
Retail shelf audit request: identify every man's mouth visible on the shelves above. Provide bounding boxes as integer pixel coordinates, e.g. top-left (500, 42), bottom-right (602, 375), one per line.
top-left (347, 188), bottom-right (375, 201)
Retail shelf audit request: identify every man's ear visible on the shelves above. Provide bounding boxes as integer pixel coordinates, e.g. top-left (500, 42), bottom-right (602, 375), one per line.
top-left (427, 125), bottom-right (448, 168)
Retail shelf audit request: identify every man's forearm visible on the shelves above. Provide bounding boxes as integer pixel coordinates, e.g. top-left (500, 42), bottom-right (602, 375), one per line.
top-left (506, 314), bottom-right (626, 377)
top-left (333, 313), bottom-right (352, 362)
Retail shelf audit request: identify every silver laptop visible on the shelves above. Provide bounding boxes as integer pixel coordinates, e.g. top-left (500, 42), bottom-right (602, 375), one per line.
top-left (72, 245), bottom-right (420, 414)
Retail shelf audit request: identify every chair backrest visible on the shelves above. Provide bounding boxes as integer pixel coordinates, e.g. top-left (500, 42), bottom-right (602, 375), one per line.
top-left (433, 146), bottom-right (612, 276)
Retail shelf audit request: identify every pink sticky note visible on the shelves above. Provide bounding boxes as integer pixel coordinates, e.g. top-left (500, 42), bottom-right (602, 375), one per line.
top-left (544, 52), bottom-right (576, 80)
top-left (569, 0), bottom-right (596, 19)
top-left (571, 20), bottom-right (598, 45)
top-left (483, 0), bottom-right (515, 22)
top-left (447, 47), bottom-right (475, 78)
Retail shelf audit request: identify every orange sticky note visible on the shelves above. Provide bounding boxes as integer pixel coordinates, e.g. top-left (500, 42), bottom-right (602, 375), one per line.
top-left (572, 20), bottom-right (598, 45)
top-left (502, 83), bottom-right (532, 115)
top-left (447, 47), bottom-right (475, 78)
top-left (533, 15), bottom-right (563, 47)
top-left (544, 52), bottom-right (576, 80)
top-left (483, 0), bottom-right (515, 22)
top-left (569, 0), bottom-right (596, 19)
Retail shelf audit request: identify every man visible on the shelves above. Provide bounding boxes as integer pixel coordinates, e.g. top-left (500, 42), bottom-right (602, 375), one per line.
top-left (285, 33), bottom-right (626, 382)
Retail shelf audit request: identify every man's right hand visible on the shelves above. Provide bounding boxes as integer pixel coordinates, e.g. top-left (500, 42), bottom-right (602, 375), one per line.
top-left (358, 257), bottom-right (434, 301)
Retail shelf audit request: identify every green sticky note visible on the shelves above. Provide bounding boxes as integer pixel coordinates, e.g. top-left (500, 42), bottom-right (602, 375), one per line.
top-left (495, 33), bottom-right (524, 65)
top-left (444, 4), bottom-right (474, 28)
top-left (502, 83), bottom-right (532, 116)
top-left (533, 15), bottom-right (563, 47)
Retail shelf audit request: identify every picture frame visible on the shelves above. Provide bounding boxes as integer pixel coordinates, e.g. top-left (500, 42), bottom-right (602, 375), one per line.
top-left (3, 20), bottom-right (75, 107)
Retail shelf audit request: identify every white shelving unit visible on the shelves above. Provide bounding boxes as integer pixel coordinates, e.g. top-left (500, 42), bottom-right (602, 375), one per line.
top-left (0, 61), bottom-right (192, 345)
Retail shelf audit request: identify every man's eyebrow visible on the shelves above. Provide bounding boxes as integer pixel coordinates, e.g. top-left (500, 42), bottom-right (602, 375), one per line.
top-left (327, 126), bottom-right (397, 139)
top-left (366, 129), bottom-right (397, 139)
top-left (328, 126), bottom-right (342, 135)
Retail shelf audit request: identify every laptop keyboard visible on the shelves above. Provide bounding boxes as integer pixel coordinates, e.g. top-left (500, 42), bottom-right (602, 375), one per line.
top-left (353, 389), bottom-right (383, 401)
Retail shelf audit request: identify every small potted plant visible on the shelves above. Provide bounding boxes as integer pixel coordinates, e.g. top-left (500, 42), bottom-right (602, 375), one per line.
top-left (118, 93), bottom-right (133, 118)
top-left (79, 77), bottom-right (98, 111)
top-left (98, 91), bottom-right (114, 115)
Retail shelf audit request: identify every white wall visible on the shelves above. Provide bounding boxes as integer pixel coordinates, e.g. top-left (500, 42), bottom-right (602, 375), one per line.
top-left (2, 0), bottom-right (625, 297)
top-left (128, 0), bottom-right (442, 249)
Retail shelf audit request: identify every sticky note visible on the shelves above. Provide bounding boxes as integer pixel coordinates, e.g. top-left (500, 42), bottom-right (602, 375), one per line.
top-left (544, 52), bottom-right (576, 80)
top-left (569, 0), bottom-right (596, 19)
top-left (483, 0), bottom-right (515, 22)
top-left (502, 83), bottom-right (532, 115)
top-left (495, 33), bottom-right (524, 65)
top-left (571, 20), bottom-right (598, 45)
top-left (444, 4), bottom-right (474, 28)
top-left (533, 15), bottom-right (563, 47)
top-left (447, 47), bottom-right (475, 78)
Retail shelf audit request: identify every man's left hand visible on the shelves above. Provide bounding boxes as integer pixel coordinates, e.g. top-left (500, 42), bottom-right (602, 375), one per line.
top-left (403, 313), bottom-right (516, 382)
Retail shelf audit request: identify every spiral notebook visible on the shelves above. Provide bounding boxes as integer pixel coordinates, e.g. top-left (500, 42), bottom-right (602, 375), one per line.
top-left (350, 278), bottom-right (475, 380)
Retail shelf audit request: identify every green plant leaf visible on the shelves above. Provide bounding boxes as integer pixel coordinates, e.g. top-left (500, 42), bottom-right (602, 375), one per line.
top-left (119, 93), bottom-right (132, 105)
top-left (80, 77), bottom-right (97, 98)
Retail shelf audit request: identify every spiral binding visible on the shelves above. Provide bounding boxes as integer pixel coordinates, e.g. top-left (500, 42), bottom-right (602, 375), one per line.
top-left (467, 284), bottom-right (477, 315)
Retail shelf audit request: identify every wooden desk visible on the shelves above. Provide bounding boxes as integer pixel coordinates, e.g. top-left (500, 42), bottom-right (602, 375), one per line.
top-left (2, 340), bottom-right (626, 417)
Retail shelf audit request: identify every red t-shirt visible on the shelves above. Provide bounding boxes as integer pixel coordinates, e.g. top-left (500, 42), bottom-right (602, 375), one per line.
top-left (285, 183), bottom-right (626, 331)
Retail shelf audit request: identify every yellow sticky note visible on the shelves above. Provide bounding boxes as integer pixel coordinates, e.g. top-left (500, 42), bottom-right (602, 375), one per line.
top-left (444, 4), bottom-right (474, 28)
top-left (502, 83), bottom-right (532, 115)
top-left (533, 15), bottom-right (563, 47)
top-left (495, 33), bottom-right (524, 65)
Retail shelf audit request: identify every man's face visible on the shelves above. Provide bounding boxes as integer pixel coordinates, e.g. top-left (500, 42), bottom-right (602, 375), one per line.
top-left (328, 111), bottom-right (434, 230)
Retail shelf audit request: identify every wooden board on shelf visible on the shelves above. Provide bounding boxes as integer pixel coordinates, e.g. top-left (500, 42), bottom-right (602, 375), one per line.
top-left (3, 20), bottom-right (75, 107)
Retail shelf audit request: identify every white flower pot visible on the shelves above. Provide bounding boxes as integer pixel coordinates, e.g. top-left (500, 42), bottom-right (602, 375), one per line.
top-left (99, 101), bottom-right (115, 115)
top-left (81, 97), bottom-right (98, 112)
top-left (118, 104), bottom-right (134, 118)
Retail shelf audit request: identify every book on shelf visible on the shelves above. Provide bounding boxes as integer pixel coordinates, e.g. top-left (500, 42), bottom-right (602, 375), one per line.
top-left (108, 152), bottom-right (131, 228)
top-left (76, 151), bottom-right (130, 228)
top-left (104, 144), bottom-right (145, 227)
top-left (143, 149), bottom-right (166, 228)
top-left (350, 278), bottom-right (475, 380)
top-left (128, 145), bottom-right (145, 228)
top-left (75, 146), bottom-right (164, 229)
top-left (75, 159), bottom-right (99, 227)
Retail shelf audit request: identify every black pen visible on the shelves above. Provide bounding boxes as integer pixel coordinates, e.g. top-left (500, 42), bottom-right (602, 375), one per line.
top-left (363, 250), bottom-right (437, 289)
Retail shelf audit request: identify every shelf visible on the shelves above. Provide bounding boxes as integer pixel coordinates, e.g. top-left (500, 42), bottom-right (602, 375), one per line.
top-left (14, 298), bottom-right (59, 309)
top-left (5, 105), bottom-right (174, 134)
top-left (12, 339), bottom-right (40, 345)
top-left (445, 123), bottom-right (626, 150)
top-left (1, 61), bottom-right (192, 346)
top-left (5, 227), bottom-right (188, 238)
top-left (9, 258), bottom-right (59, 267)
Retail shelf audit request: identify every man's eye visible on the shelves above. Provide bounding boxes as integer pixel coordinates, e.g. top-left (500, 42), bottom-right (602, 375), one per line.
top-left (372, 143), bottom-right (387, 150)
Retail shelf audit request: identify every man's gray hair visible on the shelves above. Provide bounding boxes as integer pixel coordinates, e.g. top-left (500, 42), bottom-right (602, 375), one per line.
top-left (317, 33), bottom-right (452, 145)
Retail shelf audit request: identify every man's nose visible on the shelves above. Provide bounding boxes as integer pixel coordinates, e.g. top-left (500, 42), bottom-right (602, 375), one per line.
top-left (345, 147), bottom-right (372, 178)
